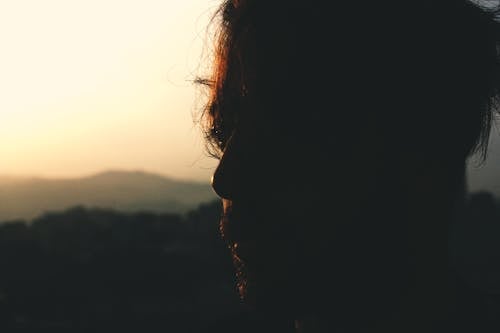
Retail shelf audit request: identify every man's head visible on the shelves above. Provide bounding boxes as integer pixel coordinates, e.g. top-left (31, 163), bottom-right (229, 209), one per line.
top-left (199, 0), bottom-right (500, 323)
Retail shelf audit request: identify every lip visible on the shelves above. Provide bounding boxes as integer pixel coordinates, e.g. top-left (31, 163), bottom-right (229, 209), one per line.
top-left (221, 204), bottom-right (259, 243)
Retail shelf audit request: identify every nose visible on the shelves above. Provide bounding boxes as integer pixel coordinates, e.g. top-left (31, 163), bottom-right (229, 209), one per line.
top-left (211, 159), bottom-right (233, 199)
top-left (211, 134), bottom-right (239, 200)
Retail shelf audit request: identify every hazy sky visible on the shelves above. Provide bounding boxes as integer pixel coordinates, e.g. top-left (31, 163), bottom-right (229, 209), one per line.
top-left (0, 0), bottom-right (499, 191)
top-left (468, 128), bottom-right (500, 195)
top-left (0, 0), bottom-right (218, 181)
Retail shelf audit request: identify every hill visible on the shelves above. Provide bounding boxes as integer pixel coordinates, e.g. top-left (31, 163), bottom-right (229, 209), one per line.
top-left (0, 170), bottom-right (217, 221)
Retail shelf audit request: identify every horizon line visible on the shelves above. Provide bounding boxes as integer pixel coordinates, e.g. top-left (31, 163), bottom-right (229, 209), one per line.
top-left (0, 169), bottom-right (211, 184)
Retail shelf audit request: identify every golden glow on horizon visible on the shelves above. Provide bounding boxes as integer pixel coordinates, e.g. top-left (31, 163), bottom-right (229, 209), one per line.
top-left (0, 0), bottom-right (218, 181)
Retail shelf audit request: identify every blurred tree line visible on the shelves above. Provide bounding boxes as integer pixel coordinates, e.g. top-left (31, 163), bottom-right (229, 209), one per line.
top-left (0, 193), bottom-right (498, 332)
top-left (0, 201), bottom-right (265, 332)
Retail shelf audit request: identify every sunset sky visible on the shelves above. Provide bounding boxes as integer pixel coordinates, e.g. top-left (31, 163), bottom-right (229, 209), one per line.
top-left (0, 0), bottom-right (499, 190)
top-left (0, 0), bottom-right (218, 181)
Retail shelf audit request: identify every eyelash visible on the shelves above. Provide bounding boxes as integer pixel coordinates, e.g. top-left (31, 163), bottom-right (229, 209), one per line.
top-left (209, 98), bottom-right (244, 155)
top-left (211, 124), bottom-right (226, 150)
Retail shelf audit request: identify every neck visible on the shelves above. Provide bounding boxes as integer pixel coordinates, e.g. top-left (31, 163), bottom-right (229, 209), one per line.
top-left (295, 160), bottom-right (466, 333)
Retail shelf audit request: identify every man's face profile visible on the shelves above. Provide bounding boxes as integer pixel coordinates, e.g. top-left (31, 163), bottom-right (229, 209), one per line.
top-left (201, 0), bottom-right (500, 329)
top-left (210, 101), bottom-right (384, 314)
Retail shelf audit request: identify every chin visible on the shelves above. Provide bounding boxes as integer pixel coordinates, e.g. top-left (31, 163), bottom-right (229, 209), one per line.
top-left (230, 243), bottom-right (305, 317)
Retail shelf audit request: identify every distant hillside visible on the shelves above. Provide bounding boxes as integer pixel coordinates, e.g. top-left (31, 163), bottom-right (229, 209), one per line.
top-left (0, 170), bottom-right (217, 222)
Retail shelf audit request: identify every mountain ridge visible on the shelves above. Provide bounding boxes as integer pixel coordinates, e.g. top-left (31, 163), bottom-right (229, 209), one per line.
top-left (0, 169), bottom-right (208, 185)
top-left (0, 170), bottom-right (217, 222)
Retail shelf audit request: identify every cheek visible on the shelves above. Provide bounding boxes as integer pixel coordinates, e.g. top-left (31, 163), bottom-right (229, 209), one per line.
top-left (285, 156), bottom-right (384, 246)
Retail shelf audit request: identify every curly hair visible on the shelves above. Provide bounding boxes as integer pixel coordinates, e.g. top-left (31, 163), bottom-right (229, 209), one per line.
top-left (198, 0), bottom-right (500, 161)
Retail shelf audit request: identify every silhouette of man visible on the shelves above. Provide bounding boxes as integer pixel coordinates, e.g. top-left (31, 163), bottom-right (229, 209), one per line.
top-left (199, 1), bottom-right (500, 332)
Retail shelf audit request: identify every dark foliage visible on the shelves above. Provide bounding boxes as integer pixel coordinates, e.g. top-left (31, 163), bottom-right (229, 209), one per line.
top-left (0, 194), bottom-right (497, 332)
top-left (0, 201), bottom-right (258, 332)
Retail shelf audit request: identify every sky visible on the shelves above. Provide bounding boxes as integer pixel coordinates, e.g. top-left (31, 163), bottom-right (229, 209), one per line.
top-left (0, 0), bottom-right (218, 182)
top-left (468, 128), bottom-right (500, 195)
top-left (0, 0), bottom-right (499, 192)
